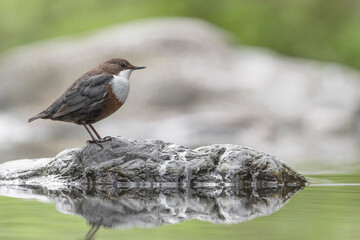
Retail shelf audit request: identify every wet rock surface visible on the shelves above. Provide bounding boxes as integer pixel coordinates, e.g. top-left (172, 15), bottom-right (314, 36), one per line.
top-left (0, 137), bottom-right (306, 188)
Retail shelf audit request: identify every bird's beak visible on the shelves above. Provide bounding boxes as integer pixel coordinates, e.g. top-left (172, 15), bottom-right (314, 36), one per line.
top-left (133, 66), bottom-right (146, 70)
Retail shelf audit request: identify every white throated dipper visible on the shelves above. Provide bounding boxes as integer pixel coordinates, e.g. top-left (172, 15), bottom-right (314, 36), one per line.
top-left (28, 58), bottom-right (145, 146)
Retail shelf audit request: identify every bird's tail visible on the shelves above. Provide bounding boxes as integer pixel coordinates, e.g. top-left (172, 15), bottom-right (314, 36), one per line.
top-left (28, 112), bottom-right (49, 123)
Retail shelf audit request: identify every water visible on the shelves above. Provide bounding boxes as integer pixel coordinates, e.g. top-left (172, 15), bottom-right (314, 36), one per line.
top-left (0, 174), bottom-right (359, 240)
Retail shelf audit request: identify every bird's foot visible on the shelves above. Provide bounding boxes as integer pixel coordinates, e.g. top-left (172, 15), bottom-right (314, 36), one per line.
top-left (99, 136), bottom-right (112, 142)
top-left (86, 136), bottom-right (112, 147)
top-left (86, 139), bottom-right (104, 149)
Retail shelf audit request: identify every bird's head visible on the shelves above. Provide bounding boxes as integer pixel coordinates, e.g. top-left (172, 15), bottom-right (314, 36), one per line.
top-left (99, 58), bottom-right (145, 78)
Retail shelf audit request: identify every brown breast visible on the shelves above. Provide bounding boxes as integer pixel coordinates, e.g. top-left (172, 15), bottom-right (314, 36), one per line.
top-left (97, 84), bottom-right (123, 121)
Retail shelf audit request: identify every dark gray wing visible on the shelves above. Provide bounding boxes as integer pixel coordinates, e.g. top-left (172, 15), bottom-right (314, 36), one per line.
top-left (52, 74), bottom-right (114, 118)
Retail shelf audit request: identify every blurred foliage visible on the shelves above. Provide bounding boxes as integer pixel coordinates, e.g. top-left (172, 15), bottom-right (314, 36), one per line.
top-left (0, 174), bottom-right (360, 240)
top-left (0, 0), bottom-right (360, 69)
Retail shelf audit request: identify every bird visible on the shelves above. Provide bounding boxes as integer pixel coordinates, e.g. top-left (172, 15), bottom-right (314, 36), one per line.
top-left (28, 58), bottom-right (145, 146)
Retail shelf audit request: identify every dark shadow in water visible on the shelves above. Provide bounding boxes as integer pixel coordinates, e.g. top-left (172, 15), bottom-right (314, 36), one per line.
top-left (0, 184), bottom-right (303, 240)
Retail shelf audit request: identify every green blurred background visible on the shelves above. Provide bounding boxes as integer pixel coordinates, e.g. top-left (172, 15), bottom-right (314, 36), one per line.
top-left (1, 1), bottom-right (360, 239)
top-left (1, 0), bottom-right (360, 69)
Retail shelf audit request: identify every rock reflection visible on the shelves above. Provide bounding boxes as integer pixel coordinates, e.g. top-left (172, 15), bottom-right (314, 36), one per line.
top-left (0, 184), bottom-right (303, 237)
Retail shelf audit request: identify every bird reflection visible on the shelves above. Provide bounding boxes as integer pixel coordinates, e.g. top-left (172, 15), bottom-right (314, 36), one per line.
top-left (85, 222), bottom-right (102, 240)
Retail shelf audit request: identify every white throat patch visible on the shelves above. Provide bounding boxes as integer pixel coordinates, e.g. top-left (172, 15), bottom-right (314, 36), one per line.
top-left (118, 69), bottom-right (133, 79)
top-left (110, 69), bottom-right (133, 103)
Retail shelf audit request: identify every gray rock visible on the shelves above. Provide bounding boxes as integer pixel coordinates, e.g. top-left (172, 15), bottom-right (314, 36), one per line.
top-left (0, 137), bottom-right (306, 188)
top-left (0, 136), bottom-right (305, 237)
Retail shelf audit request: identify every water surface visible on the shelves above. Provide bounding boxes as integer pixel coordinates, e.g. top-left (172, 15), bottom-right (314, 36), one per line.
top-left (0, 174), bottom-right (359, 240)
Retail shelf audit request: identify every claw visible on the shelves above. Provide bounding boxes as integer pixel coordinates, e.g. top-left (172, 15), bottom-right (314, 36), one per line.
top-left (100, 136), bottom-right (112, 142)
top-left (86, 139), bottom-right (104, 149)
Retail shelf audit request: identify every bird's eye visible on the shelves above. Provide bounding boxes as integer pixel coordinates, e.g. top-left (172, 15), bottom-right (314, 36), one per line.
top-left (120, 63), bottom-right (126, 67)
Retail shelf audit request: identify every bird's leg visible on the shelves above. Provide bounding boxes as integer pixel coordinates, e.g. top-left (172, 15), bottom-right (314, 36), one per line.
top-left (89, 124), bottom-right (112, 142)
top-left (82, 122), bottom-right (103, 148)
top-left (89, 124), bottom-right (102, 140)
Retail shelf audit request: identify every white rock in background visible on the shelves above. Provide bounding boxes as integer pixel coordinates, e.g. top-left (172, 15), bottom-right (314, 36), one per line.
top-left (0, 18), bottom-right (359, 167)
